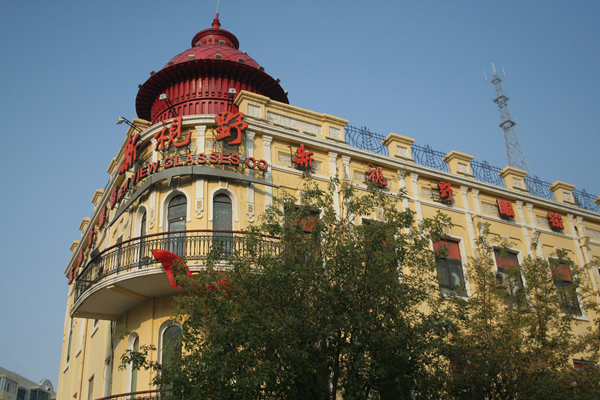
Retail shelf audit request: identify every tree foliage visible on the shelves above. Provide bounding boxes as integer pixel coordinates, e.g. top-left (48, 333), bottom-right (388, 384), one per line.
top-left (143, 177), bottom-right (451, 399)
top-left (443, 228), bottom-right (600, 399)
top-left (121, 177), bottom-right (600, 399)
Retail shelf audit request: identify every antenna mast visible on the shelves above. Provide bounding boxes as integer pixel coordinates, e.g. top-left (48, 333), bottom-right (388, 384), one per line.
top-left (488, 63), bottom-right (530, 174)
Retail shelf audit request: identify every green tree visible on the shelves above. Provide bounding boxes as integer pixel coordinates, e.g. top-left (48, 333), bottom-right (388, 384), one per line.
top-left (124, 176), bottom-right (454, 400)
top-left (444, 228), bottom-right (600, 400)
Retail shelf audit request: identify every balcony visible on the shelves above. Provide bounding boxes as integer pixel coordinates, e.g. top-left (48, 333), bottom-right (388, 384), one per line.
top-left (71, 230), bottom-right (280, 320)
top-left (96, 389), bottom-right (276, 400)
top-left (97, 390), bottom-right (171, 400)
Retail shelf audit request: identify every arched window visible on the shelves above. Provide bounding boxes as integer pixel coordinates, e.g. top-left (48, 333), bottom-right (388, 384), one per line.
top-left (160, 325), bottom-right (182, 367)
top-left (130, 336), bottom-right (139, 392)
top-left (167, 195), bottom-right (186, 256)
top-left (213, 194), bottom-right (233, 253)
top-left (126, 333), bottom-right (139, 393)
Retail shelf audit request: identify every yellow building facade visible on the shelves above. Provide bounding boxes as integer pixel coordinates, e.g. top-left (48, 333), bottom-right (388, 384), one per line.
top-left (57, 16), bottom-right (600, 400)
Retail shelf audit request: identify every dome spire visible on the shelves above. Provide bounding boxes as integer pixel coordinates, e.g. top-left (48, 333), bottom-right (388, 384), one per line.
top-left (212, 13), bottom-right (221, 29)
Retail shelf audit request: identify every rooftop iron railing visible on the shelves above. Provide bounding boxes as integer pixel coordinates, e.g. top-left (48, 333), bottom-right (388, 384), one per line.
top-left (345, 124), bottom-right (599, 213)
top-left (75, 230), bottom-right (282, 304)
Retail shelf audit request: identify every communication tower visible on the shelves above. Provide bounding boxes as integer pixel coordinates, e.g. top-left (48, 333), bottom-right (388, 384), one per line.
top-left (486, 63), bottom-right (530, 174)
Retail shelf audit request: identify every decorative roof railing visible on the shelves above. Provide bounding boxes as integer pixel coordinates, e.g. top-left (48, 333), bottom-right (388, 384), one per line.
top-left (523, 175), bottom-right (555, 201)
top-left (345, 125), bottom-right (388, 156)
top-left (574, 189), bottom-right (599, 212)
top-left (411, 144), bottom-right (449, 172)
top-left (345, 124), bottom-right (599, 213)
top-left (471, 160), bottom-right (505, 187)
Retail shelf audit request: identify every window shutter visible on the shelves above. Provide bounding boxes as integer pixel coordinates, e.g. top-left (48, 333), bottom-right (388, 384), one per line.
top-left (433, 240), bottom-right (460, 260)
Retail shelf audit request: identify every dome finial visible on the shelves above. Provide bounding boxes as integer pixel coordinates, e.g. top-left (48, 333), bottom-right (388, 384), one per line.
top-left (212, 13), bottom-right (221, 29)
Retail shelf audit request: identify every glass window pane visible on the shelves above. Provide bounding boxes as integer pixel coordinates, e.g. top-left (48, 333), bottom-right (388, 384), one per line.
top-left (449, 259), bottom-right (464, 288)
top-left (436, 259), bottom-right (450, 287)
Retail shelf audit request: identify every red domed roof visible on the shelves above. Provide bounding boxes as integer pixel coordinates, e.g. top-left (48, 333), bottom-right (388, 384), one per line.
top-left (164, 45), bottom-right (260, 70)
top-left (136, 14), bottom-right (288, 123)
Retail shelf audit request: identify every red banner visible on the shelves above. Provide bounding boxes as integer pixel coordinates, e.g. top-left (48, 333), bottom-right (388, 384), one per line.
top-left (151, 249), bottom-right (192, 289)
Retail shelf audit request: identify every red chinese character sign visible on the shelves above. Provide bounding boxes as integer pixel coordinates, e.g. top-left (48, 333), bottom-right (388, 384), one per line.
top-left (548, 212), bottom-right (564, 230)
top-left (293, 144), bottom-right (314, 169)
top-left (154, 116), bottom-right (191, 151)
top-left (118, 133), bottom-right (140, 175)
top-left (497, 199), bottom-right (515, 218)
top-left (366, 164), bottom-right (388, 186)
top-left (215, 111), bottom-right (248, 147)
top-left (438, 181), bottom-right (453, 203)
top-left (151, 249), bottom-right (192, 289)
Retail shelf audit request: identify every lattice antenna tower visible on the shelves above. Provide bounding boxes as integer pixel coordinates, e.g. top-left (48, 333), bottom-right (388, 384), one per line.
top-left (485, 63), bottom-right (530, 174)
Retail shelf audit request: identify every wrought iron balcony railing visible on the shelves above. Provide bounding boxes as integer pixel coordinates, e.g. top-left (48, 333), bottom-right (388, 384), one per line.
top-left (95, 389), bottom-right (277, 400)
top-left (96, 389), bottom-right (171, 400)
top-left (75, 230), bottom-right (281, 304)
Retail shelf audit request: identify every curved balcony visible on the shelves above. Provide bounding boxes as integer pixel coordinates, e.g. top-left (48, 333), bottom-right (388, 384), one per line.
top-left (71, 230), bottom-right (280, 320)
top-left (96, 390), bottom-right (171, 400)
top-left (95, 389), bottom-right (275, 400)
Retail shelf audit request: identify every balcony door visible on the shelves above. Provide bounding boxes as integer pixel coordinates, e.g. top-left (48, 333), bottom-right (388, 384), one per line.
top-left (168, 195), bottom-right (186, 256)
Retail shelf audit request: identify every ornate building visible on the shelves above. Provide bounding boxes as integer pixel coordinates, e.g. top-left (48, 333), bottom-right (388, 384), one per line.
top-left (57, 15), bottom-right (600, 400)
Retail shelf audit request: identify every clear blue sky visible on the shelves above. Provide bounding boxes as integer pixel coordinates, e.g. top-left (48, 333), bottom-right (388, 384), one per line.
top-left (1, 0), bottom-right (599, 386)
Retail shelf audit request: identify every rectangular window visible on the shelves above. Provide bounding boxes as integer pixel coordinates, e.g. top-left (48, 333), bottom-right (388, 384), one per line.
top-left (17, 387), bottom-right (28, 400)
top-left (2, 378), bottom-right (18, 396)
top-left (494, 249), bottom-right (524, 301)
top-left (433, 240), bottom-right (466, 297)
top-left (87, 376), bottom-right (94, 400)
top-left (553, 263), bottom-right (581, 316)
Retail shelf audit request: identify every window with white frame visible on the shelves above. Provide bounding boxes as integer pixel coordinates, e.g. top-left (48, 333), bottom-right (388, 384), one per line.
top-left (159, 323), bottom-right (182, 367)
top-left (167, 195), bottom-right (186, 256)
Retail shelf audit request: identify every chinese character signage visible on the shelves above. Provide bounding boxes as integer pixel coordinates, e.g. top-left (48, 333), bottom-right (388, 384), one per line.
top-left (118, 133), bottom-right (140, 174)
top-left (154, 116), bottom-right (191, 151)
top-left (548, 212), bottom-right (564, 230)
top-left (293, 144), bottom-right (314, 169)
top-left (497, 199), bottom-right (515, 218)
top-left (366, 164), bottom-right (388, 186)
top-left (215, 111), bottom-right (248, 146)
top-left (438, 181), bottom-right (453, 203)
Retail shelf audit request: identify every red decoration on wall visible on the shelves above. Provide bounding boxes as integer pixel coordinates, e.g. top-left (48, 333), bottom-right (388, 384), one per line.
top-left (110, 186), bottom-right (118, 209)
top-left (215, 111), bottom-right (248, 146)
top-left (118, 133), bottom-right (140, 175)
top-left (67, 264), bottom-right (75, 285)
top-left (154, 116), bottom-right (190, 151)
top-left (151, 249), bottom-right (192, 289)
top-left (497, 199), bottom-right (515, 218)
top-left (548, 212), bottom-right (564, 230)
top-left (293, 144), bottom-right (314, 169)
top-left (77, 250), bottom-right (83, 268)
top-left (438, 181), bottom-right (453, 203)
top-left (98, 206), bottom-right (107, 228)
top-left (366, 164), bottom-right (388, 186)
top-left (88, 226), bottom-right (94, 247)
